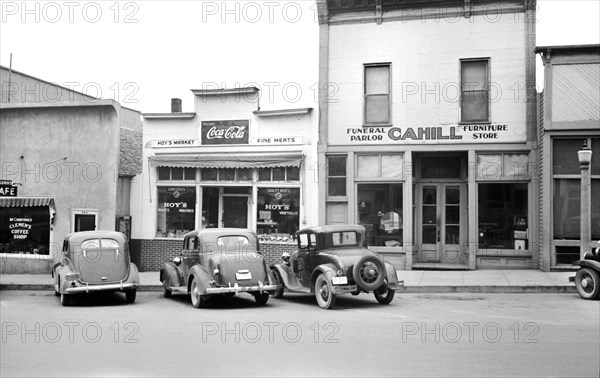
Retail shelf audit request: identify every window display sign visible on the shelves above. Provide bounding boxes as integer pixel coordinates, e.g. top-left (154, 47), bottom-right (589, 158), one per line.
top-left (201, 120), bottom-right (249, 145)
top-left (256, 188), bottom-right (300, 237)
top-left (156, 186), bottom-right (196, 238)
top-left (0, 206), bottom-right (50, 254)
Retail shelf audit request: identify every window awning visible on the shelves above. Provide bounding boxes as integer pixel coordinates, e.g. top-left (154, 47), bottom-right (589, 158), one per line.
top-left (149, 153), bottom-right (303, 169)
top-left (0, 197), bottom-right (55, 208)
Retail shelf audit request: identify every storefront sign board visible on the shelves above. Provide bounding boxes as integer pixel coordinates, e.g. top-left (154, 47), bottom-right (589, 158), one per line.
top-left (202, 120), bottom-right (249, 145)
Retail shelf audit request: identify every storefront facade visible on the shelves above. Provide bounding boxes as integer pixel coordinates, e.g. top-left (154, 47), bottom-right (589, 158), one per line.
top-left (0, 66), bottom-right (142, 273)
top-left (536, 45), bottom-right (600, 271)
top-left (316, 0), bottom-right (538, 269)
top-left (131, 89), bottom-right (317, 271)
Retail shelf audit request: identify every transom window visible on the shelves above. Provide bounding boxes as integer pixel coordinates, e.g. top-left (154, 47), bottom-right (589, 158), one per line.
top-left (257, 167), bottom-right (299, 182)
top-left (157, 167), bottom-right (196, 181)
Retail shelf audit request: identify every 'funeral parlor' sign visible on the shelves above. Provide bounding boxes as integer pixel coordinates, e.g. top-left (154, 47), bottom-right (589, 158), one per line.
top-left (201, 120), bottom-right (249, 145)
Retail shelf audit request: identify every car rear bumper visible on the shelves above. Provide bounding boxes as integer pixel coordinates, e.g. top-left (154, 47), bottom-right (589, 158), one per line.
top-left (388, 280), bottom-right (405, 291)
top-left (206, 282), bottom-right (280, 294)
top-left (65, 282), bottom-right (139, 294)
top-left (331, 285), bottom-right (358, 294)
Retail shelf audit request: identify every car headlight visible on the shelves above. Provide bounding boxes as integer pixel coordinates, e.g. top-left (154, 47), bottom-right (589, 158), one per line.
top-left (65, 273), bottom-right (80, 281)
top-left (336, 270), bottom-right (343, 277)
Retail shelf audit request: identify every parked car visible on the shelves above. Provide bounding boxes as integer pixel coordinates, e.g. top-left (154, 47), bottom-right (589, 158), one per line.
top-left (570, 241), bottom-right (600, 300)
top-left (160, 228), bottom-right (280, 308)
top-left (270, 225), bottom-right (404, 309)
top-left (52, 231), bottom-right (139, 306)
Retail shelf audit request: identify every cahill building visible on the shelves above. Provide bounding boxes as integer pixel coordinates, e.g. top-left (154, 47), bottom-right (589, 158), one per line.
top-left (316, 0), bottom-right (538, 269)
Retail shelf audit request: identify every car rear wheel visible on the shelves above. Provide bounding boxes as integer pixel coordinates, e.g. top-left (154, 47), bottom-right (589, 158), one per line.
top-left (60, 293), bottom-right (70, 306)
top-left (352, 256), bottom-right (385, 291)
top-left (374, 284), bottom-right (395, 304)
top-left (575, 267), bottom-right (600, 300)
top-left (271, 269), bottom-right (284, 299)
top-left (125, 290), bottom-right (137, 304)
top-left (315, 274), bottom-right (336, 310)
top-left (190, 278), bottom-right (206, 308)
top-left (254, 292), bottom-right (269, 305)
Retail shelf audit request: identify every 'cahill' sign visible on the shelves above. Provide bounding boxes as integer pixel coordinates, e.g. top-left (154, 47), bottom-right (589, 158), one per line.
top-left (202, 120), bottom-right (249, 145)
top-left (339, 124), bottom-right (522, 144)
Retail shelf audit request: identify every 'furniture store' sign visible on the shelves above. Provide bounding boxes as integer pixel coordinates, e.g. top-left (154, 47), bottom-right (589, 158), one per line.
top-left (201, 120), bottom-right (249, 145)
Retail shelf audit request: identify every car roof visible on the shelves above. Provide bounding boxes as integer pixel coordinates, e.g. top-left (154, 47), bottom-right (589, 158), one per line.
top-left (64, 230), bottom-right (127, 243)
top-left (184, 228), bottom-right (257, 239)
top-left (297, 224), bottom-right (365, 234)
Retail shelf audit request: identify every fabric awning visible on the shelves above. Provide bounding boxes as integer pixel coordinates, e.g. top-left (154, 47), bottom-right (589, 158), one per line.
top-left (0, 197), bottom-right (55, 208)
top-left (149, 153), bottom-right (303, 169)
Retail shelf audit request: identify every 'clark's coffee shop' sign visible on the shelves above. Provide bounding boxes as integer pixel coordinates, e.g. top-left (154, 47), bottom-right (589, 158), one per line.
top-left (0, 180), bottom-right (18, 197)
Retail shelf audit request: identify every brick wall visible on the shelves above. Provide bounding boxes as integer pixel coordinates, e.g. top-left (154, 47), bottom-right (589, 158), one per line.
top-left (130, 239), bottom-right (296, 272)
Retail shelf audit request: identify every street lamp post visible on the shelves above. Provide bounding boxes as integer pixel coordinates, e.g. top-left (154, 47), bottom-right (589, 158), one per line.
top-left (578, 140), bottom-right (593, 259)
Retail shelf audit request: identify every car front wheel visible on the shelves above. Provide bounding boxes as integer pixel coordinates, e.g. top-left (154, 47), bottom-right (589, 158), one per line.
top-left (271, 269), bottom-right (284, 299)
top-left (190, 278), bottom-right (206, 308)
top-left (374, 285), bottom-right (395, 304)
top-left (163, 281), bottom-right (172, 298)
top-left (575, 267), bottom-right (600, 300)
top-left (54, 274), bottom-right (60, 297)
top-left (315, 274), bottom-right (336, 310)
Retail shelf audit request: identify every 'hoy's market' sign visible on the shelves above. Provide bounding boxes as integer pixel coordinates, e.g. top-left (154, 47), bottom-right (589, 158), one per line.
top-left (201, 120), bottom-right (249, 145)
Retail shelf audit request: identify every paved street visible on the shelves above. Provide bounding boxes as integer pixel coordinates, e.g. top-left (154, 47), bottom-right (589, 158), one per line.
top-left (1, 290), bottom-right (599, 377)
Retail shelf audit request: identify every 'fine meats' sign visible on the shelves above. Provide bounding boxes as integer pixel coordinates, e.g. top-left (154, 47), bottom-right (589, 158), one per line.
top-left (201, 120), bottom-right (249, 145)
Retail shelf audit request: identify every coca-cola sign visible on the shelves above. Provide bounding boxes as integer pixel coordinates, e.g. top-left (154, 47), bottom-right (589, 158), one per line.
top-left (201, 120), bottom-right (249, 145)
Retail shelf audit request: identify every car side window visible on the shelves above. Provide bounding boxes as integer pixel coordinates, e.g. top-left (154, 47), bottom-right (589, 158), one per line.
top-left (298, 233), bottom-right (316, 250)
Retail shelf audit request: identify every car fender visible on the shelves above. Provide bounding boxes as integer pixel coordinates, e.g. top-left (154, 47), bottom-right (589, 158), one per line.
top-left (271, 263), bottom-right (300, 289)
top-left (573, 259), bottom-right (600, 272)
top-left (187, 265), bottom-right (213, 295)
top-left (384, 262), bottom-right (399, 284)
top-left (160, 262), bottom-right (182, 288)
top-left (127, 263), bottom-right (140, 286)
top-left (310, 264), bottom-right (339, 293)
top-left (56, 264), bottom-right (73, 294)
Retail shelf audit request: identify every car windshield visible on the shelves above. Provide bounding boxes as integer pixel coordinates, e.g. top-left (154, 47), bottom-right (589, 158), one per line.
top-left (331, 231), bottom-right (358, 246)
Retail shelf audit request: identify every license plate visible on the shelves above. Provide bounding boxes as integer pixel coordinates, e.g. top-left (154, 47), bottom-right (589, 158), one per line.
top-left (331, 276), bottom-right (348, 285)
top-left (236, 272), bottom-right (252, 280)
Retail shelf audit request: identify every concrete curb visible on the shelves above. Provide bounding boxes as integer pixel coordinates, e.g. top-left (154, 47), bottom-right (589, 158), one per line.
top-left (1, 284), bottom-right (577, 294)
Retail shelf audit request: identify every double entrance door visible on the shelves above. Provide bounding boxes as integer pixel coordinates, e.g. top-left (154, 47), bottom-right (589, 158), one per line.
top-left (202, 187), bottom-right (251, 229)
top-left (415, 183), bottom-right (467, 264)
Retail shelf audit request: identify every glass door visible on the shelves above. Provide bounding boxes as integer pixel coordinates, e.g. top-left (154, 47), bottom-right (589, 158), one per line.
top-left (417, 184), bottom-right (465, 264)
top-left (220, 195), bottom-right (249, 228)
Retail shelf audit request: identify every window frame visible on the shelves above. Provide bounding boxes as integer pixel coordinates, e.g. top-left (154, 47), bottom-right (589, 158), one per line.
top-left (326, 155), bottom-right (348, 198)
top-left (364, 63), bottom-right (392, 126)
top-left (460, 58), bottom-right (490, 124)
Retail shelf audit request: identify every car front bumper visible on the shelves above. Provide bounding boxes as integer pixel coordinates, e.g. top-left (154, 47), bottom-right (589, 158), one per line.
top-left (206, 282), bottom-right (280, 295)
top-left (65, 282), bottom-right (139, 294)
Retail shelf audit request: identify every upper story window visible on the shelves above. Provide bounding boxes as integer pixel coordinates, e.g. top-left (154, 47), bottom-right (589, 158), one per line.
top-left (157, 167), bottom-right (196, 181)
top-left (364, 64), bottom-right (391, 125)
top-left (461, 59), bottom-right (489, 123)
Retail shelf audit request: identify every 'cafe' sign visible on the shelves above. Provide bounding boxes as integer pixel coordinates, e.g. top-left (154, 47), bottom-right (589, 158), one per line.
top-left (201, 120), bottom-right (249, 145)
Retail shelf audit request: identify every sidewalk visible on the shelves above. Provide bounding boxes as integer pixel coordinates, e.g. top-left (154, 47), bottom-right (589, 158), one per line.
top-left (0, 270), bottom-right (577, 293)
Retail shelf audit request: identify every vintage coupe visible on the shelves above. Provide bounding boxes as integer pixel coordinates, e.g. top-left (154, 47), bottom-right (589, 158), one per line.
top-left (271, 225), bottom-right (403, 309)
top-left (160, 228), bottom-right (280, 307)
top-left (52, 231), bottom-right (140, 306)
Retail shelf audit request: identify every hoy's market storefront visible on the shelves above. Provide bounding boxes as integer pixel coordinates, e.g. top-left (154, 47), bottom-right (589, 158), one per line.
top-left (131, 88), bottom-right (317, 271)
